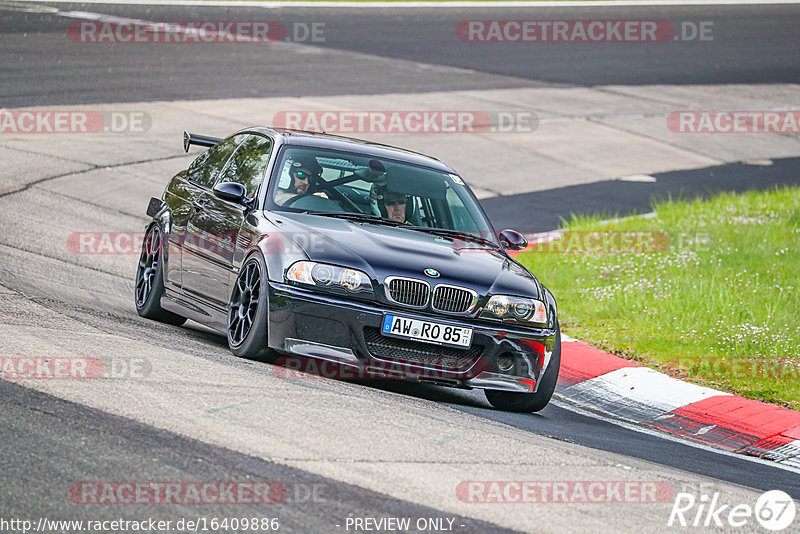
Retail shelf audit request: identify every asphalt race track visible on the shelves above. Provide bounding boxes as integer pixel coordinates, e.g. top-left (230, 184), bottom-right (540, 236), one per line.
top-left (1, 2), bottom-right (800, 105)
top-left (1, 1), bottom-right (799, 533)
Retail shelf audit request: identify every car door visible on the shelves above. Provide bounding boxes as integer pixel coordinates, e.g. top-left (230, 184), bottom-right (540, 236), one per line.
top-left (182, 134), bottom-right (273, 308)
top-left (167, 134), bottom-right (245, 288)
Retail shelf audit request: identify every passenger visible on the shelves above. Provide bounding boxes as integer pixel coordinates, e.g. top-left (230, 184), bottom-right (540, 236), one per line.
top-left (381, 192), bottom-right (410, 223)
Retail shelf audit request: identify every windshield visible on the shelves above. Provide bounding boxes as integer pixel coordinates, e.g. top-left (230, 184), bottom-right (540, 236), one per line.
top-left (269, 146), bottom-right (496, 242)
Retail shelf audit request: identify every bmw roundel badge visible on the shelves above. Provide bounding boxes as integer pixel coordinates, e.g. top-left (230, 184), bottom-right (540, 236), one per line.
top-left (424, 268), bottom-right (440, 278)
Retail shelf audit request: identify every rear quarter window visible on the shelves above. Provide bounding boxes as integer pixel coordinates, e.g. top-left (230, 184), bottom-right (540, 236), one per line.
top-left (186, 134), bottom-right (246, 188)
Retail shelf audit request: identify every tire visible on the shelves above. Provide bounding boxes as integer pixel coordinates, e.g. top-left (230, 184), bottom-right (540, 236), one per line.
top-left (484, 323), bottom-right (561, 413)
top-left (227, 253), bottom-right (272, 360)
top-left (134, 224), bottom-right (187, 326)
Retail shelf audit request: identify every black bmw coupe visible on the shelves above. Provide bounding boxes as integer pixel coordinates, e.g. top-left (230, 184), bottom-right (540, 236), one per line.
top-left (136, 128), bottom-right (560, 412)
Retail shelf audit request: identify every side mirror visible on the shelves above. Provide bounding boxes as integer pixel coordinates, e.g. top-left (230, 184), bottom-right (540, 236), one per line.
top-left (498, 229), bottom-right (528, 251)
top-left (213, 181), bottom-right (248, 205)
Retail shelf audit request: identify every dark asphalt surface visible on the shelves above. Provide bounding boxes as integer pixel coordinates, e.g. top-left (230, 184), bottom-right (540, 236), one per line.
top-left (384, 381), bottom-right (800, 499)
top-left (1, 2), bottom-right (799, 106)
top-left (0, 379), bottom-right (516, 533)
top-left (481, 156), bottom-right (800, 232)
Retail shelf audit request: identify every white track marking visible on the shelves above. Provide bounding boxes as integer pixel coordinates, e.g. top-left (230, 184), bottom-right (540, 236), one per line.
top-left (618, 174), bottom-right (658, 182)
top-left (762, 440), bottom-right (800, 467)
top-left (52, 9), bottom-right (255, 41)
top-left (562, 366), bottom-right (730, 423)
top-left (551, 397), bottom-right (800, 475)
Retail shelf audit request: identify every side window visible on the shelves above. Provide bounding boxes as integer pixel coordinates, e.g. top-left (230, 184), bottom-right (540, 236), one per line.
top-left (186, 134), bottom-right (246, 188)
top-left (216, 135), bottom-right (273, 198)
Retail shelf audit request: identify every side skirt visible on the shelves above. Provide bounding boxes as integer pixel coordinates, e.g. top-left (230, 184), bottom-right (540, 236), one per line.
top-left (161, 287), bottom-right (228, 334)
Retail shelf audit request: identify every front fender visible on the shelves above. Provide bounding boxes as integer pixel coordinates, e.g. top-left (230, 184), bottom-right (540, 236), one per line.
top-left (254, 231), bottom-right (310, 284)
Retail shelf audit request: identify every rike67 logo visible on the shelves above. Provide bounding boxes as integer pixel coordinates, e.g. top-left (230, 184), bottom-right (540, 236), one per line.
top-left (669, 490), bottom-right (796, 531)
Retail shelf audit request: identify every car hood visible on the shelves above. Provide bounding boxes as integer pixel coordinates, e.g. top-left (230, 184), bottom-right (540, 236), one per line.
top-left (272, 212), bottom-right (543, 300)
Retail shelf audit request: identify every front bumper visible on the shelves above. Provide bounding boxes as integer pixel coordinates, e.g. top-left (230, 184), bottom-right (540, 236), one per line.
top-left (267, 282), bottom-right (558, 392)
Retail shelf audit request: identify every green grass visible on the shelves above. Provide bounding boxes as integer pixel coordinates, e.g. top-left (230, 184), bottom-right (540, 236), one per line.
top-left (517, 187), bottom-right (800, 410)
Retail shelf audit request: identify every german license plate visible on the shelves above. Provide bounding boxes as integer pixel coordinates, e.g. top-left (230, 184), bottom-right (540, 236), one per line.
top-left (381, 314), bottom-right (473, 348)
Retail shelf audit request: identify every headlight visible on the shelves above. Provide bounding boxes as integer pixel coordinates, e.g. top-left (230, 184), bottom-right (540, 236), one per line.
top-left (286, 261), bottom-right (372, 295)
top-left (480, 295), bottom-right (547, 325)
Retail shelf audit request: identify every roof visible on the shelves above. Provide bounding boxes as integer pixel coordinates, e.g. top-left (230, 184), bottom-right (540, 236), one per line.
top-left (244, 127), bottom-right (456, 174)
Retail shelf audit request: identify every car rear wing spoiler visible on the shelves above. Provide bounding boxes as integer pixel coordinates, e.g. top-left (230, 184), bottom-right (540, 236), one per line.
top-left (183, 131), bottom-right (221, 153)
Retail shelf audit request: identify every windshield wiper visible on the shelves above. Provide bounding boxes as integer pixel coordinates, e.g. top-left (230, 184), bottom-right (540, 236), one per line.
top-left (408, 227), bottom-right (501, 249)
top-left (307, 211), bottom-right (408, 227)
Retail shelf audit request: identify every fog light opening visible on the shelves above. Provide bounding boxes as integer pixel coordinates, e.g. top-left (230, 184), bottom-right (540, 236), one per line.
top-left (497, 353), bottom-right (515, 372)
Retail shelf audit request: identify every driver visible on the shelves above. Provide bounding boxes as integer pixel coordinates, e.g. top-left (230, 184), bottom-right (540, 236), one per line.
top-left (382, 192), bottom-right (409, 223)
top-left (275, 155), bottom-right (323, 205)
